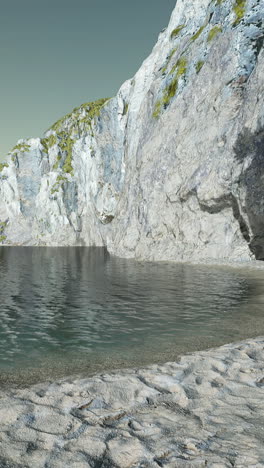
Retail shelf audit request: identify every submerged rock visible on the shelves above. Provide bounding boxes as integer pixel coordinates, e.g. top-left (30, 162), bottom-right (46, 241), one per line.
top-left (0, 0), bottom-right (263, 261)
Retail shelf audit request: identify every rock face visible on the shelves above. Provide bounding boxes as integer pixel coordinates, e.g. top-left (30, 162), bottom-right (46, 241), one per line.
top-left (0, 0), bottom-right (263, 261)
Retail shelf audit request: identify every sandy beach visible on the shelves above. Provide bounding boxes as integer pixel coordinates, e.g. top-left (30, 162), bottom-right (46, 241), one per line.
top-left (0, 336), bottom-right (264, 467)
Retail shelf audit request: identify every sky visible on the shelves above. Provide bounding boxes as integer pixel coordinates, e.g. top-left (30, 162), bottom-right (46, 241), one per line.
top-left (0, 0), bottom-right (176, 157)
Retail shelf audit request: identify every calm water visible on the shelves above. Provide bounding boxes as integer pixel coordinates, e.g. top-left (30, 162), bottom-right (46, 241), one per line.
top-left (0, 247), bottom-right (264, 388)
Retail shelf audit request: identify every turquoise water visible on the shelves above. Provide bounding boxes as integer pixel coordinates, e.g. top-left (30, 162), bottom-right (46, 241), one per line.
top-left (0, 247), bottom-right (264, 388)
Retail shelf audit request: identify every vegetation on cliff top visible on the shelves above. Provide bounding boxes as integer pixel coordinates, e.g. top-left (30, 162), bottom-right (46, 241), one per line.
top-left (11, 142), bottom-right (31, 154)
top-left (41, 134), bottom-right (57, 153)
top-left (0, 162), bottom-right (8, 172)
top-left (49, 98), bottom-right (110, 133)
top-left (43, 98), bottom-right (110, 176)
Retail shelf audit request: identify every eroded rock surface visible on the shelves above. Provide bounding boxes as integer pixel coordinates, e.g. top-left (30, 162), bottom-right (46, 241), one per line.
top-left (1, 338), bottom-right (264, 467)
top-left (0, 0), bottom-right (263, 261)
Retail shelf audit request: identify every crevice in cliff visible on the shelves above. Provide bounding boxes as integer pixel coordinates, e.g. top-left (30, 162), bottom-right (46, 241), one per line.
top-left (234, 126), bottom-right (264, 260)
top-left (179, 185), bottom-right (251, 249)
top-left (230, 194), bottom-right (251, 244)
top-left (197, 193), bottom-right (251, 244)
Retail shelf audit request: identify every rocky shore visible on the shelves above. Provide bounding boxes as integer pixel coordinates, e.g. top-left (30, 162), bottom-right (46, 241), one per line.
top-left (0, 337), bottom-right (264, 467)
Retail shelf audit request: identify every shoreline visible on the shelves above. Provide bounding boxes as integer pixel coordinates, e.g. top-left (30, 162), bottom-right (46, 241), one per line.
top-left (1, 336), bottom-right (264, 467)
top-left (2, 244), bottom-right (264, 270)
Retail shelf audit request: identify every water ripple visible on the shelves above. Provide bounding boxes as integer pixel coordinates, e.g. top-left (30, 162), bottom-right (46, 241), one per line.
top-left (0, 247), bottom-right (264, 386)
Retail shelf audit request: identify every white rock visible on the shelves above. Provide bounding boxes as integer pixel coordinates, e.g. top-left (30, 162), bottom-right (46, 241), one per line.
top-left (0, 0), bottom-right (263, 260)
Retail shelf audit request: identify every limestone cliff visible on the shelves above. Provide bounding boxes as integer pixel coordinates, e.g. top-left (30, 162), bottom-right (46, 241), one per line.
top-left (0, 0), bottom-right (263, 261)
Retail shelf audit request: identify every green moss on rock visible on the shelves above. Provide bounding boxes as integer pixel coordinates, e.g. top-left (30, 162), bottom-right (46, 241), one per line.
top-left (57, 175), bottom-right (67, 183)
top-left (207, 26), bottom-right (222, 41)
top-left (195, 60), bottom-right (205, 73)
top-left (50, 174), bottom-right (67, 195)
top-left (46, 98), bottom-right (110, 176)
top-left (41, 134), bottom-right (57, 153)
top-left (170, 25), bottom-right (185, 39)
top-left (78, 99), bottom-right (110, 128)
top-left (49, 98), bottom-right (110, 133)
top-left (41, 139), bottom-right (48, 154)
top-left (163, 76), bottom-right (179, 105)
top-left (50, 132), bottom-right (75, 175)
top-left (60, 135), bottom-right (75, 175)
top-left (123, 102), bottom-right (129, 115)
top-left (0, 220), bottom-right (7, 243)
top-left (50, 186), bottom-right (59, 195)
top-left (168, 48), bottom-right (178, 60)
top-left (233, 0), bottom-right (246, 25)
top-left (161, 48), bottom-right (177, 74)
top-left (152, 100), bottom-right (162, 119)
top-left (153, 57), bottom-right (188, 118)
top-left (0, 162), bottom-right (8, 172)
top-left (53, 155), bottom-right (62, 171)
top-left (11, 142), bottom-right (31, 154)
top-left (170, 56), bottom-right (187, 76)
top-left (191, 25), bottom-right (206, 42)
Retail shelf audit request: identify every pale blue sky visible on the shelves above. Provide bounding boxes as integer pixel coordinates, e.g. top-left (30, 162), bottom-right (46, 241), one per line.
top-left (0, 0), bottom-right (176, 156)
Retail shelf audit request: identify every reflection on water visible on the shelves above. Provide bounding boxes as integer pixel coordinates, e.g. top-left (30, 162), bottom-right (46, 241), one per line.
top-left (0, 247), bottom-right (264, 387)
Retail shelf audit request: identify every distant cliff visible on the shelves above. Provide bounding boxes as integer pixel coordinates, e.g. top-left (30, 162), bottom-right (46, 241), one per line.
top-left (0, 0), bottom-right (263, 261)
